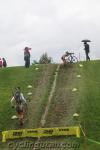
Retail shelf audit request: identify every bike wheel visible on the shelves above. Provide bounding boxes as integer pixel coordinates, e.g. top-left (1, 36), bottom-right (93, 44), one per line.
top-left (67, 56), bottom-right (71, 62)
top-left (72, 56), bottom-right (78, 63)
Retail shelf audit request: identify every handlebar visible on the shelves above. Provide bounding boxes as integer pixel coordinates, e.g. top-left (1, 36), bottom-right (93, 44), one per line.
top-left (68, 52), bottom-right (74, 55)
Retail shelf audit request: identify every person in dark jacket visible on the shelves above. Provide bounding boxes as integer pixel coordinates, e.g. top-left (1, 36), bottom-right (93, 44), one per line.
top-left (84, 42), bottom-right (90, 61)
top-left (2, 58), bottom-right (7, 67)
top-left (24, 47), bottom-right (31, 68)
top-left (0, 58), bottom-right (2, 68)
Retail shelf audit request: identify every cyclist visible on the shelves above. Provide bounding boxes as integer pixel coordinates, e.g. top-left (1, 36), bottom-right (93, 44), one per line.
top-left (61, 51), bottom-right (70, 65)
top-left (11, 87), bottom-right (27, 125)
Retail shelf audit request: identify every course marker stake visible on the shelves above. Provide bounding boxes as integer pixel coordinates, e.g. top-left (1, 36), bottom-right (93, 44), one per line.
top-left (77, 75), bottom-right (81, 78)
top-left (27, 85), bottom-right (32, 88)
top-left (35, 68), bottom-right (39, 70)
top-left (72, 88), bottom-right (78, 92)
top-left (11, 115), bottom-right (18, 119)
top-left (79, 64), bottom-right (83, 67)
top-left (27, 92), bottom-right (32, 96)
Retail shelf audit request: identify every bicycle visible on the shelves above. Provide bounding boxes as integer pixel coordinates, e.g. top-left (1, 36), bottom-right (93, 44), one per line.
top-left (67, 53), bottom-right (78, 63)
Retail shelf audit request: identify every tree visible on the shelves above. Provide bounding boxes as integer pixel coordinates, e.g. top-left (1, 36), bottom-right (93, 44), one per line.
top-left (39, 53), bottom-right (52, 64)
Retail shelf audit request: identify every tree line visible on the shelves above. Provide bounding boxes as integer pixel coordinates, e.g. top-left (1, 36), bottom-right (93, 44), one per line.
top-left (33, 52), bottom-right (53, 64)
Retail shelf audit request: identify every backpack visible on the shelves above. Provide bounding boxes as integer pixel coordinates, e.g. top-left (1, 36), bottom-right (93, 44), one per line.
top-left (14, 91), bottom-right (22, 104)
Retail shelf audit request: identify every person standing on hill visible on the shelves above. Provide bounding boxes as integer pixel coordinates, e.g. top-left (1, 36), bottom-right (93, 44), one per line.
top-left (2, 58), bottom-right (7, 67)
top-left (0, 58), bottom-right (2, 68)
top-left (24, 47), bottom-right (31, 68)
top-left (84, 42), bottom-right (90, 61)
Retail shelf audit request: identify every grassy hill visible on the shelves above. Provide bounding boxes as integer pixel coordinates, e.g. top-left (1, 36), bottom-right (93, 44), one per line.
top-left (45, 61), bottom-right (100, 150)
top-left (0, 61), bottom-right (100, 150)
top-left (0, 64), bottom-right (57, 130)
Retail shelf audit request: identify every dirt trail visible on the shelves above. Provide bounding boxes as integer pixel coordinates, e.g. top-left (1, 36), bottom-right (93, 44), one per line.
top-left (26, 64), bottom-right (57, 128)
top-left (40, 65), bottom-right (60, 127)
top-left (45, 64), bottom-right (78, 127)
top-left (33, 65), bottom-right (60, 150)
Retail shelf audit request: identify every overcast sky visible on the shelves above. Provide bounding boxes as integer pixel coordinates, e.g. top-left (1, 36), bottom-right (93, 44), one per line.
top-left (0, 0), bottom-right (100, 66)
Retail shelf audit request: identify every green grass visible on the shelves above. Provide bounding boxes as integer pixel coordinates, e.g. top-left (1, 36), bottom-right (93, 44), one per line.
top-left (75, 61), bottom-right (100, 149)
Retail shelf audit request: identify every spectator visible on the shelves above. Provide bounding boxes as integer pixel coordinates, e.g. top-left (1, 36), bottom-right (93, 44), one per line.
top-left (0, 58), bottom-right (2, 68)
top-left (24, 47), bottom-right (31, 68)
top-left (84, 42), bottom-right (90, 61)
top-left (2, 58), bottom-right (7, 67)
